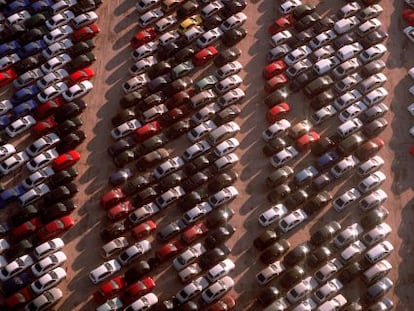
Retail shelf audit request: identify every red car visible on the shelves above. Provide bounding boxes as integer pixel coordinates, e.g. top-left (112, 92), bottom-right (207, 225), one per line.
top-left (181, 222), bottom-right (209, 244)
top-left (93, 276), bottom-right (126, 303)
top-left (296, 130), bottom-right (320, 151)
top-left (35, 97), bottom-right (65, 119)
top-left (266, 102), bottom-right (290, 123)
top-left (0, 68), bottom-right (17, 87)
top-left (101, 187), bottom-right (126, 209)
top-left (11, 217), bottom-right (42, 241)
top-left (68, 67), bottom-right (95, 85)
top-left (72, 23), bottom-right (100, 42)
top-left (192, 45), bottom-right (218, 66)
top-left (403, 9), bottom-right (414, 25)
top-left (37, 215), bottom-right (74, 241)
top-left (207, 295), bottom-right (236, 311)
top-left (134, 120), bottom-right (162, 142)
top-left (156, 239), bottom-right (185, 261)
top-left (131, 220), bottom-right (157, 240)
top-left (121, 277), bottom-right (155, 304)
top-left (52, 150), bottom-right (81, 171)
top-left (268, 15), bottom-right (294, 35)
top-left (5, 286), bottom-right (34, 309)
top-left (264, 73), bottom-right (288, 93)
top-left (107, 201), bottom-right (135, 221)
top-left (263, 60), bottom-right (286, 80)
top-left (130, 27), bottom-right (157, 48)
top-left (31, 117), bottom-right (59, 137)
top-left (160, 105), bottom-right (190, 126)
top-left (164, 90), bottom-right (192, 109)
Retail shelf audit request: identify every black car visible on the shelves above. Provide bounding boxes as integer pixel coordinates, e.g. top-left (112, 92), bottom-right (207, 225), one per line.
top-left (121, 176), bottom-right (150, 196)
top-left (198, 245), bottom-right (231, 270)
top-left (111, 109), bottom-right (136, 127)
top-left (43, 183), bottom-right (78, 205)
top-left (157, 219), bottom-right (187, 241)
top-left (157, 171), bottom-right (186, 192)
top-left (163, 77), bottom-right (193, 97)
top-left (72, 0), bottom-right (102, 14)
top-left (264, 87), bottom-right (289, 108)
top-left (10, 204), bottom-right (39, 227)
top-left (293, 3), bottom-right (316, 19)
top-left (303, 191), bottom-right (333, 216)
top-left (181, 172), bottom-right (209, 192)
top-left (205, 224), bottom-right (235, 249)
top-left (253, 229), bottom-right (278, 251)
top-left (213, 105), bottom-right (241, 125)
top-left (5, 239), bottom-right (34, 261)
top-left (157, 42), bottom-right (180, 61)
top-left (1, 271), bottom-right (32, 296)
top-left (311, 136), bottom-right (336, 156)
top-left (334, 33), bottom-right (356, 49)
top-left (306, 246), bottom-right (333, 268)
top-left (267, 184), bottom-right (292, 203)
top-left (214, 47), bottom-right (241, 67)
top-left (100, 220), bottom-right (128, 243)
top-left (147, 74), bottom-right (172, 93)
top-left (176, 0), bottom-right (199, 19)
top-left (283, 243), bottom-right (312, 267)
top-left (120, 90), bottom-right (146, 109)
top-left (54, 102), bottom-right (87, 123)
top-left (279, 265), bottom-right (306, 290)
top-left (178, 190), bottom-right (208, 211)
top-left (147, 61), bottom-right (173, 80)
top-left (14, 55), bottom-right (43, 75)
top-left (362, 118), bottom-right (388, 139)
top-left (183, 155), bottom-right (210, 175)
top-left (68, 39), bottom-right (96, 57)
top-left (222, 0), bottom-right (246, 15)
top-left (56, 130), bottom-right (86, 153)
top-left (361, 206), bottom-right (389, 230)
top-left (113, 150), bottom-right (137, 167)
top-left (361, 29), bottom-right (388, 49)
top-left (134, 134), bottom-right (169, 157)
top-left (165, 119), bottom-right (191, 139)
top-left (40, 200), bottom-right (76, 223)
top-left (260, 239), bottom-right (291, 265)
top-left (207, 170), bottom-right (238, 194)
top-left (338, 261), bottom-right (363, 284)
top-left (295, 12), bottom-right (321, 32)
top-left (284, 189), bottom-right (309, 209)
top-left (262, 137), bottom-right (288, 156)
top-left (57, 117), bottom-right (83, 136)
top-left (222, 27), bottom-right (247, 46)
top-left (132, 187), bottom-right (158, 207)
top-left (361, 59), bottom-right (386, 78)
top-left (135, 148), bottom-right (170, 171)
top-left (173, 47), bottom-right (195, 66)
top-left (290, 70), bottom-right (318, 92)
top-left (18, 26), bottom-right (48, 45)
top-left (67, 52), bottom-right (96, 72)
top-left (313, 16), bottom-right (335, 34)
top-left (205, 206), bottom-right (235, 228)
top-left (124, 260), bottom-right (151, 285)
top-left (202, 14), bottom-right (223, 30)
top-left (136, 92), bottom-right (167, 113)
top-left (310, 90), bottom-right (335, 110)
top-left (257, 286), bottom-right (281, 307)
top-left (107, 136), bottom-right (137, 157)
top-left (48, 167), bottom-right (79, 188)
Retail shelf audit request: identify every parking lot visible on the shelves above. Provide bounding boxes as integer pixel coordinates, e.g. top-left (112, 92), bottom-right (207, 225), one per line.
top-left (1, 0), bottom-right (414, 310)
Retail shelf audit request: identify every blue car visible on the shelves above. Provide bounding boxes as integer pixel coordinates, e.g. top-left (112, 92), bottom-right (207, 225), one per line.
top-left (0, 184), bottom-right (26, 208)
top-left (19, 39), bottom-right (47, 58)
top-left (13, 99), bottom-right (38, 118)
top-left (4, 0), bottom-right (31, 16)
top-left (11, 84), bottom-right (40, 104)
top-left (2, 272), bottom-right (32, 296)
top-left (0, 40), bottom-right (21, 58)
top-left (317, 150), bottom-right (341, 171)
top-left (0, 115), bottom-right (12, 130)
top-left (30, 0), bottom-right (54, 14)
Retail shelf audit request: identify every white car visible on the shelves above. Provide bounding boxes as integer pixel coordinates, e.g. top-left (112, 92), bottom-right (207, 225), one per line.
top-left (362, 260), bottom-right (392, 285)
top-left (131, 42), bottom-right (158, 61)
top-left (72, 11), bottom-right (98, 29)
top-left (136, 0), bottom-right (161, 13)
top-left (24, 288), bottom-right (63, 311)
top-left (173, 243), bottom-right (206, 271)
top-left (365, 241), bottom-right (394, 264)
top-left (309, 30), bottom-right (337, 50)
top-left (129, 56), bottom-right (157, 75)
top-left (267, 44), bottom-right (292, 62)
top-left (314, 258), bottom-right (343, 284)
top-left (128, 202), bottom-right (160, 225)
top-left (101, 236), bottom-right (129, 259)
top-left (285, 45), bottom-right (312, 66)
top-left (363, 87), bottom-right (388, 107)
top-left (5, 116), bottom-right (36, 138)
top-left (96, 297), bottom-right (123, 311)
top-left (187, 120), bottom-right (217, 142)
top-left (183, 202), bottom-right (213, 224)
top-left (332, 57), bottom-right (361, 79)
top-left (178, 263), bottom-right (202, 283)
top-left (191, 103), bottom-right (220, 125)
top-left (357, 156), bottom-right (384, 177)
top-left (262, 119), bottom-right (291, 142)
top-left (175, 276), bottom-right (209, 304)
top-left (357, 171), bottom-right (386, 194)
top-left (183, 140), bottom-right (211, 161)
top-left (124, 293), bottom-right (158, 311)
top-left (0, 254), bottom-right (34, 281)
top-left (336, 42), bottom-right (363, 62)
top-left (333, 16), bottom-right (360, 34)
top-left (313, 56), bottom-right (340, 75)
top-left (357, 18), bottom-right (381, 37)
top-left (293, 298), bottom-right (317, 311)
top-left (122, 74), bottom-right (149, 94)
top-left (270, 146), bottom-right (299, 168)
top-left (43, 25), bottom-right (74, 45)
top-left (209, 186), bottom-right (239, 207)
top-left (117, 240), bottom-right (151, 266)
top-left (280, 0), bottom-right (302, 14)
top-left (333, 89), bottom-right (362, 111)
top-left (31, 251), bottom-right (67, 277)
top-left (0, 53), bottom-right (20, 70)
top-left (339, 240), bottom-right (366, 264)
top-left (45, 10), bottom-right (75, 30)
top-left (359, 189), bottom-right (388, 211)
top-left (37, 69), bottom-right (70, 89)
top-left (359, 44), bottom-right (387, 63)
top-left (0, 239), bottom-right (10, 255)
top-left (37, 82), bottom-right (68, 103)
top-left (51, 0), bottom-right (77, 14)
top-left (310, 105), bottom-right (337, 125)
top-left (214, 138), bottom-right (240, 157)
top-left (338, 101), bottom-right (368, 122)
top-left (336, 117), bottom-right (363, 138)
top-left (153, 156), bottom-right (185, 179)
top-left (0, 151), bottom-right (30, 175)
top-left (406, 0), bottom-right (414, 9)
top-left (256, 261), bottom-right (285, 285)
top-left (63, 80), bottom-right (93, 101)
top-left (26, 133), bottom-right (61, 158)
top-left (278, 209), bottom-right (308, 233)
top-left (259, 203), bottom-right (288, 227)
top-left (138, 8), bottom-right (164, 27)
top-left (206, 259), bottom-right (235, 283)
top-left (215, 61), bottom-right (243, 80)
top-left (339, 2), bottom-right (361, 18)
top-left (0, 143), bottom-right (16, 161)
top-left (158, 30), bottom-right (180, 46)
top-left (0, 100), bottom-right (13, 116)
top-left (285, 58), bottom-right (313, 79)
top-left (362, 223), bottom-right (392, 247)
top-left (89, 259), bottom-right (122, 284)
top-left (110, 119), bottom-right (142, 140)
top-left (22, 167), bottom-right (54, 189)
top-left (40, 54), bottom-right (72, 74)
top-left (363, 102), bottom-right (389, 122)
top-left (34, 238), bottom-right (65, 260)
top-left (316, 294), bottom-right (348, 311)
top-left (334, 223), bottom-right (364, 249)
top-left (270, 30), bottom-right (293, 47)
top-left (218, 88), bottom-right (245, 108)
top-left (313, 278), bottom-right (343, 304)
top-left (18, 183), bottom-right (51, 206)
top-left (213, 153), bottom-right (239, 172)
top-left (196, 27), bottom-right (224, 48)
top-left (26, 149), bottom-right (59, 172)
top-left (332, 188), bottom-right (361, 212)
top-left (30, 267), bottom-right (67, 294)
top-left (220, 12), bottom-right (247, 32)
top-left (155, 15), bottom-right (178, 32)
top-left (201, 276), bottom-right (234, 304)
top-left (13, 68), bottom-right (44, 89)
top-left (286, 276), bottom-right (318, 304)
top-left (215, 74), bottom-right (243, 94)
top-left (6, 10), bottom-right (31, 25)
top-left (155, 185), bottom-right (186, 209)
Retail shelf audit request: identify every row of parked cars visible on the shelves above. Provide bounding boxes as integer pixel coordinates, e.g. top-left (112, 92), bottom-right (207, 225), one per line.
top-left (92, 0), bottom-right (248, 310)
top-left (0, 0), bottom-right (102, 310)
top-left (252, 1), bottom-right (394, 311)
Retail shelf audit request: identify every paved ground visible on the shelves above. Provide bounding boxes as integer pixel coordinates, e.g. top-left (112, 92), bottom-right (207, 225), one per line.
top-left (1, 0), bottom-right (412, 310)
